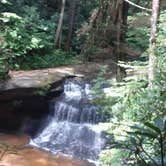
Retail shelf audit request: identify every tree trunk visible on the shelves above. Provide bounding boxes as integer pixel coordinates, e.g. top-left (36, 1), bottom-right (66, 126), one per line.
top-left (66, 0), bottom-right (77, 51)
top-left (54, 0), bottom-right (66, 48)
top-left (115, 0), bottom-right (129, 79)
top-left (82, 0), bottom-right (129, 72)
top-left (148, 0), bottom-right (160, 88)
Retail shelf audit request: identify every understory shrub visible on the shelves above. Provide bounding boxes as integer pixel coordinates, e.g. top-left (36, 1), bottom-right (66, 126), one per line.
top-left (0, 6), bottom-right (80, 72)
top-left (98, 11), bottom-right (166, 166)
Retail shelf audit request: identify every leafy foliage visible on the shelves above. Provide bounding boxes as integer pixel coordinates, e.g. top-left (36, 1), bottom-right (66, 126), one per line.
top-left (0, 5), bottom-right (82, 75)
top-left (126, 26), bottom-right (150, 51)
top-left (97, 10), bottom-right (166, 166)
top-left (106, 119), bottom-right (166, 166)
top-left (0, 0), bottom-right (97, 79)
top-left (1, 6), bottom-right (55, 69)
top-left (18, 49), bottom-right (80, 70)
top-left (0, 48), bottom-right (9, 80)
top-left (0, 1), bottom-right (165, 166)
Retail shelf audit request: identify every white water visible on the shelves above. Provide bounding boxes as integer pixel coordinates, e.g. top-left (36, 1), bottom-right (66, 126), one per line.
top-left (30, 79), bottom-right (105, 163)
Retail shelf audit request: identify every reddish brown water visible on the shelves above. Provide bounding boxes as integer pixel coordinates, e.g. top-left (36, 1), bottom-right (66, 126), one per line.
top-left (0, 134), bottom-right (90, 166)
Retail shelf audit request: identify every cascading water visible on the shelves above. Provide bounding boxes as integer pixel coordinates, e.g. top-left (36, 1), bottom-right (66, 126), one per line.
top-left (30, 79), bottom-right (105, 164)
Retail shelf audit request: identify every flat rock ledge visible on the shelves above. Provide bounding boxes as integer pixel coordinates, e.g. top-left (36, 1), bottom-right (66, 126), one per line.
top-left (0, 61), bottom-right (115, 91)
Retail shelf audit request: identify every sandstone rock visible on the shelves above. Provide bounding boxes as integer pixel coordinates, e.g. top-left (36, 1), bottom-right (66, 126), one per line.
top-left (0, 61), bottom-right (115, 92)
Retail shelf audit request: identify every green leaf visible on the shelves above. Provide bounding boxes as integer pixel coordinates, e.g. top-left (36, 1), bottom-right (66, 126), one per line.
top-left (144, 122), bottom-right (161, 134)
top-left (128, 131), bottom-right (157, 139)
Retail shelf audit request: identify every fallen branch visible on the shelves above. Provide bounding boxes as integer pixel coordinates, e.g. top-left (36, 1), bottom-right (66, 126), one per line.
top-left (123, 0), bottom-right (152, 12)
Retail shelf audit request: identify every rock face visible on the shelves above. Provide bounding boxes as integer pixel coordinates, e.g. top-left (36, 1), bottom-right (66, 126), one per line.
top-left (0, 134), bottom-right (93, 166)
top-left (0, 61), bottom-right (115, 132)
top-left (0, 61), bottom-right (115, 91)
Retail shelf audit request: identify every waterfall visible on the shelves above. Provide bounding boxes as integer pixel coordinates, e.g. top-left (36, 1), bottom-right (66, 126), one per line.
top-left (30, 79), bottom-right (105, 163)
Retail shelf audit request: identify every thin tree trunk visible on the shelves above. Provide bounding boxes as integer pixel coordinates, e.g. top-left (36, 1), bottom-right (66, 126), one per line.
top-left (116, 1), bottom-right (123, 78)
top-left (160, 135), bottom-right (164, 166)
top-left (115, 0), bottom-right (129, 79)
top-left (66, 0), bottom-right (77, 51)
top-left (58, 28), bottom-right (62, 48)
top-left (148, 0), bottom-right (160, 88)
top-left (54, 0), bottom-right (66, 48)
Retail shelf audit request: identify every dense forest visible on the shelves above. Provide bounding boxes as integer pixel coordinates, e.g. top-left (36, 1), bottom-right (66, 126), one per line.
top-left (0, 0), bottom-right (166, 166)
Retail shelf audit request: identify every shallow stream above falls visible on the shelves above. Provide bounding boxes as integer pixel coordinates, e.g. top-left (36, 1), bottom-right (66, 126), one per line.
top-left (29, 79), bottom-right (105, 165)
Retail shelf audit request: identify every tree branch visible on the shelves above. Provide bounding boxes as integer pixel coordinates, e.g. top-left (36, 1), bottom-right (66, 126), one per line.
top-left (123, 0), bottom-right (152, 12)
top-left (140, 145), bottom-right (159, 166)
